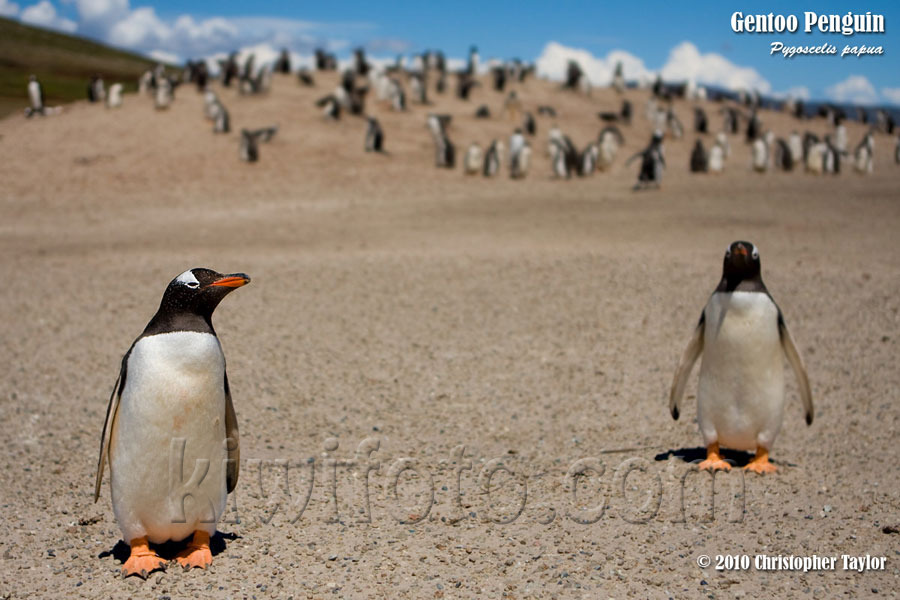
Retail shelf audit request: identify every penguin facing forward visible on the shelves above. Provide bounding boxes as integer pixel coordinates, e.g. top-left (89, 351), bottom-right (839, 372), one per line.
top-left (669, 241), bottom-right (813, 473)
top-left (27, 74), bottom-right (44, 115)
top-left (95, 269), bottom-right (250, 576)
top-left (463, 143), bottom-right (483, 174)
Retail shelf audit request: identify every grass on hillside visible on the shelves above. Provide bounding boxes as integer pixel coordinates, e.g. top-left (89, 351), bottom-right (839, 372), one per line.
top-left (0, 16), bottom-right (173, 117)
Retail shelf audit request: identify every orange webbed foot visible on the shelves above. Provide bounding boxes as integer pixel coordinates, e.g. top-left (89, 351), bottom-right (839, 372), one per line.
top-left (175, 531), bottom-right (213, 570)
top-left (122, 537), bottom-right (166, 578)
top-left (697, 443), bottom-right (732, 471)
top-left (744, 447), bottom-right (777, 474)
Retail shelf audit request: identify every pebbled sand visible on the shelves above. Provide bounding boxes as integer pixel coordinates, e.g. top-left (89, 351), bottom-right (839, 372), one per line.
top-left (0, 72), bottom-right (898, 599)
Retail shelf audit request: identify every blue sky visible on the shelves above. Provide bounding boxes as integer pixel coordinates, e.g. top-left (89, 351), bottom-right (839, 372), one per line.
top-left (3, 0), bottom-right (898, 105)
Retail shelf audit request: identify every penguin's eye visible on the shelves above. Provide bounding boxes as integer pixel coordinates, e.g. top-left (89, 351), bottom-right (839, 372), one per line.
top-left (751, 247), bottom-right (759, 259)
top-left (186, 281), bottom-right (200, 289)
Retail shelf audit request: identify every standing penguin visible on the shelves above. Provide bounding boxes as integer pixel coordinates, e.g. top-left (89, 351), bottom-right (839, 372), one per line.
top-left (27, 75), bottom-right (44, 114)
top-left (95, 268), bottom-right (249, 576)
top-left (669, 241), bottom-right (813, 473)
top-left (463, 143), bottom-right (483, 174)
top-left (626, 130), bottom-right (665, 189)
top-left (365, 117), bottom-right (384, 152)
top-left (107, 83), bottom-right (123, 108)
top-left (509, 129), bottom-right (531, 179)
top-left (853, 132), bottom-right (874, 174)
top-left (693, 107), bottom-right (708, 134)
top-left (213, 103), bottom-right (230, 134)
top-left (597, 125), bottom-right (624, 171)
top-left (483, 139), bottom-right (503, 176)
top-left (689, 139), bottom-right (707, 172)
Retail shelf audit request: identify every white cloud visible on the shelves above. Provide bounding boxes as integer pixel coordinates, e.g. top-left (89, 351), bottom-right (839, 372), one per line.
top-left (826, 75), bottom-right (879, 105)
top-left (20, 0), bottom-right (77, 32)
top-left (535, 41), bottom-right (651, 86)
top-left (107, 6), bottom-right (168, 47)
top-left (147, 48), bottom-right (178, 64)
top-left (74, 0), bottom-right (126, 24)
top-left (771, 85), bottom-right (810, 101)
top-left (0, 0), bottom-right (19, 17)
top-left (660, 41), bottom-right (771, 94)
top-left (880, 87), bottom-right (900, 106)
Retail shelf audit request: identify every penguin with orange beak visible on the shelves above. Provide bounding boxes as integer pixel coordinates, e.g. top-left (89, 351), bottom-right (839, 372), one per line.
top-left (669, 242), bottom-right (813, 473)
top-left (94, 268), bottom-right (249, 577)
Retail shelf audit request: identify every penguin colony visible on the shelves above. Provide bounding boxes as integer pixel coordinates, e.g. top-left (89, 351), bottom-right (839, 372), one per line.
top-left (65, 44), bottom-right (896, 579)
top-left (24, 48), bottom-right (897, 182)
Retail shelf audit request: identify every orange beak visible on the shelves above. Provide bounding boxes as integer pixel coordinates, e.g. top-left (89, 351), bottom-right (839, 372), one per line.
top-left (210, 274), bottom-right (251, 288)
top-left (733, 245), bottom-right (747, 257)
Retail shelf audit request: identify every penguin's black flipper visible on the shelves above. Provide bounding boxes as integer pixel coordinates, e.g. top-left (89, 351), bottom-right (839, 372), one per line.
top-left (94, 349), bottom-right (130, 502)
top-left (224, 371), bottom-right (240, 493)
top-left (669, 312), bottom-right (705, 420)
top-left (777, 311), bottom-right (814, 425)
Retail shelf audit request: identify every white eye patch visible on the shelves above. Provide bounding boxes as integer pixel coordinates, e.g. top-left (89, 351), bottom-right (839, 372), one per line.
top-left (176, 270), bottom-right (200, 287)
top-left (751, 245), bottom-right (759, 259)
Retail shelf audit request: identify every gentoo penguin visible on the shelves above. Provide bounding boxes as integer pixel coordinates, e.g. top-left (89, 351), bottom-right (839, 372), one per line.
top-left (409, 72), bottom-right (427, 104)
top-left (788, 131), bottom-right (803, 166)
top-left (365, 117), bottom-right (384, 152)
top-left (523, 112), bottom-right (536, 136)
top-left (689, 139), bottom-right (707, 172)
top-left (666, 107), bottom-right (684, 139)
top-left (315, 94), bottom-right (341, 119)
top-left (823, 135), bottom-right (842, 174)
top-left (612, 61), bottom-right (625, 93)
top-left (626, 130), bottom-right (665, 189)
top-left (464, 143), bottom-right (483, 174)
top-left (155, 76), bottom-right (173, 110)
top-left (95, 268), bottom-right (249, 576)
top-left (579, 142), bottom-right (598, 176)
top-left (426, 114), bottom-right (455, 168)
top-left (707, 140), bottom-right (725, 173)
top-left (107, 83), bottom-right (123, 108)
top-left (239, 127), bottom-right (279, 163)
top-left (537, 105), bottom-right (557, 118)
top-left (853, 132), bottom-right (874, 174)
top-left (597, 125), bottom-right (624, 171)
top-left (475, 104), bottom-right (491, 118)
top-left (509, 129), bottom-right (530, 178)
top-left (722, 106), bottom-right (739, 134)
top-left (669, 241), bottom-right (813, 473)
top-left (834, 118), bottom-right (848, 153)
top-left (773, 138), bottom-right (793, 171)
top-left (746, 110), bottom-right (761, 143)
top-left (715, 131), bottom-right (730, 159)
top-left (751, 132), bottom-right (770, 172)
top-left (240, 129), bottom-right (259, 162)
top-left (483, 140), bottom-right (503, 176)
top-left (27, 75), bottom-right (44, 114)
top-left (297, 68), bottom-right (315, 86)
top-left (694, 107), bottom-right (708, 134)
top-left (549, 139), bottom-right (570, 178)
top-left (213, 103), bottom-right (230, 134)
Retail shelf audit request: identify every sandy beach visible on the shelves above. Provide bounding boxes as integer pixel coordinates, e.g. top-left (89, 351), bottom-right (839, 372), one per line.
top-left (0, 71), bottom-right (898, 598)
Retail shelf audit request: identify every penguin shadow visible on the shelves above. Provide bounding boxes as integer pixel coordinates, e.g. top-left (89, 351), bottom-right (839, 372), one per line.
top-left (655, 447), bottom-right (754, 467)
top-left (98, 531), bottom-right (240, 564)
top-left (655, 447), bottom-right (797, 468)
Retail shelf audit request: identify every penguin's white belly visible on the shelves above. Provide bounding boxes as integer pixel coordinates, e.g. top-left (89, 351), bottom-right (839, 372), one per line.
top-left (110, 331), bottom-right (228, 544)
top-left (698, 292), bottom-right (784, 450)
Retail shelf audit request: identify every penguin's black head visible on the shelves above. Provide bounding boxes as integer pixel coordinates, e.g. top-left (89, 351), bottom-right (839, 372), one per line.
top-left (159, 268), bottom-right (251, 320)
top-left (720, 241), bottom-right (762, 290)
